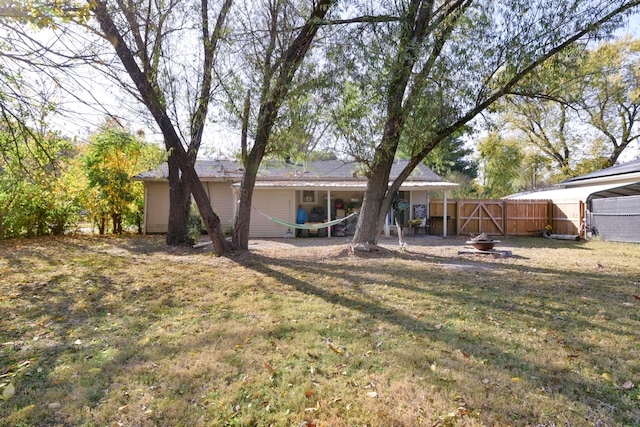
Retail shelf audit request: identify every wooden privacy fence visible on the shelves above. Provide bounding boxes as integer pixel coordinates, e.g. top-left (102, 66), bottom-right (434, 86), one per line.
top-left (428, 199), bottom-right (584, 237)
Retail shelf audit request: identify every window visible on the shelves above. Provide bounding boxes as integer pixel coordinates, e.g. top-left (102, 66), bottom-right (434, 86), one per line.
top-left (301, 190), bottom-right (317, 204)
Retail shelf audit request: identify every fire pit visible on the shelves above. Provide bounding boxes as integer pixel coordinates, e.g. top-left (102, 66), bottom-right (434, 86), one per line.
top-left (466, 233), bottom-right (500, 251)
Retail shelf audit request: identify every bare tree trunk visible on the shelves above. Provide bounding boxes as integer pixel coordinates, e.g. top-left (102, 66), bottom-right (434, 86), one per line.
top-left (97, 215), bottom-right (106, 235)
top-left (166, 155), bottom-right (191, 245)
top-left (233, 164), bottom-right (258, 250)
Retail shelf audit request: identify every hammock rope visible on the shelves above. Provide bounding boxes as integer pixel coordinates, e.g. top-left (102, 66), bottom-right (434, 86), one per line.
top-left (251, 205), bottom-right (358, 230)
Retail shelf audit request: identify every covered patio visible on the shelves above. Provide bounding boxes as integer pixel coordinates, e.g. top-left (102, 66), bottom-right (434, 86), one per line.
top-left (237, 181), bottom-right (460, 238)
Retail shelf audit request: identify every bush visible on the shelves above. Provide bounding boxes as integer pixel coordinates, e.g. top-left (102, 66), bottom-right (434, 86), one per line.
top-left (186, 206), bottom-right (205, 244)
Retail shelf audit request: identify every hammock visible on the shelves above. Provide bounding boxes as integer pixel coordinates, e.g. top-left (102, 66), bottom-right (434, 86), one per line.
top-left (251, 204), bottom-right (358, 230)
top-left (270, 213), bottom-right (357, 230)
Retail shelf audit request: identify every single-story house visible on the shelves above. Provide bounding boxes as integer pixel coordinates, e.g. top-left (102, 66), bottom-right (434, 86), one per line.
top-left (506, 159), bottom-right (640, 242)
top-left (135, 159), bottom-right (459, 238)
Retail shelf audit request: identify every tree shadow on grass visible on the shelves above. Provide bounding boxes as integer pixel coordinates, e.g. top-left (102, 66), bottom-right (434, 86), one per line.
top-left (1, 236), bottom-right (637, 426)
top-left (239, 251), bottom-right (639, 426)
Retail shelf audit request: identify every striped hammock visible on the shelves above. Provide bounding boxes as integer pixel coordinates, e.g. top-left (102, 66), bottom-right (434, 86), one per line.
top-left (250, 203), bottom-right (358, 230)
top-left (270, 212), bottom-right (357, 230)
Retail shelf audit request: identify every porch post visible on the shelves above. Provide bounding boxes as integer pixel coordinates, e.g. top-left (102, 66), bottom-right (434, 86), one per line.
top-left (327, 190), bottom-right (332, 237)
top-left (409, 190), bottom-right (413, 219)
top-left (443, 190), bottom-right (448, 238)
top-left (384, 212), bottom-right (390, 238)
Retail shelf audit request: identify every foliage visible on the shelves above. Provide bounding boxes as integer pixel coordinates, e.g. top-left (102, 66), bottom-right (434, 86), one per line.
top-left (0, 119), bottom-right (82, 238)
top-left (0, 0), bottom-right (90, 28)
top-left (186, 205), bottom-right (205, 244)
top-left (497, 38), bottom-right (640, 182)
top-left (478, 132), bottom-right (524, 198)
top-left (442, 171), bottom-right (482, 199)
top-left (83, 125), bottom-right (163, 234)
top-left (577, 37), bottom-right (640, 165)
top-left (1, 236), bottom-right (639, 426)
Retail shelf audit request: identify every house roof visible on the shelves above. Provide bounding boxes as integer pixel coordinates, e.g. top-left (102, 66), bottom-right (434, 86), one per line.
top-left (135, 159), bottom-right (245, 181)
top-left (239, 180), bottom-right (459, 191)
top-left (135, 159), bottom-right (444, 183)
top-left (559, 158), bottom-right (640, 187)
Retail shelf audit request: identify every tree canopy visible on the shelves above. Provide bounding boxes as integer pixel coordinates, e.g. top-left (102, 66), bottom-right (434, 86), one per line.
top-left (495, 38), bottom-right (640, 184)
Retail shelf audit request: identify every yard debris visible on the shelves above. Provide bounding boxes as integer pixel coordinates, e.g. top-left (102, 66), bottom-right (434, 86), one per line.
top-left (544, 233), bottom-right (581, 241)
top-left (327, 342), bottom-right (345, 355)
top-left (1, 382), bottom-right (15, 400)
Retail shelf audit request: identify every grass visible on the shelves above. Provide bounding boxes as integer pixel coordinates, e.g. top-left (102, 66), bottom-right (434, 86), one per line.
top-left (0, 234), bottom-right (639, 427)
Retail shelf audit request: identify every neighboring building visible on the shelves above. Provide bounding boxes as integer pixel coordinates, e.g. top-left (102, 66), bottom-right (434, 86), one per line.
top-left (135, 159), bottom-right (459, 238)
top-left (506, 159), bottom-right (640, 242)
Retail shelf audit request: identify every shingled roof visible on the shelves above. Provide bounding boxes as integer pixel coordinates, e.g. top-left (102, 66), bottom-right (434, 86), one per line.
top-left (135, 159), bottom-right (443, 182)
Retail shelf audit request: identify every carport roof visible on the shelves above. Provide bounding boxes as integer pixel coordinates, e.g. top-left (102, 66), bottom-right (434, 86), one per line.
top-left (560, 159), bottom-right (640, 187)
top-left (587, 181), bottom-right (640, 200)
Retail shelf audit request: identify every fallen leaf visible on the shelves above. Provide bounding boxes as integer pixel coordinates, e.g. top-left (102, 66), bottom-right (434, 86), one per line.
top-left (601, 373), bottom-right (613, 381)
top-left (1, 382), bottom-right (15, 400)
top-left (622, 381), bottom-right (634, 389)
top-left (457, 407), bottom-right (469, 416)
top-left (305, 390), bottom-right (315, 397)
top-left (366, 391), bottom-right (378, 398)
top-left (633, 295), bottom-right (640, 300)
top-left (328, 343), bottom-right (344, 355)
top-left (511, 377), bottom-right (523, 382)
top-left (328, 397), bottom-right (342, 405)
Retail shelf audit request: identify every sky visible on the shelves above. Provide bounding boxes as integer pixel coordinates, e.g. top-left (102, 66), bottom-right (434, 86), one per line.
top-left (43, 9), bottom-right (640, 162)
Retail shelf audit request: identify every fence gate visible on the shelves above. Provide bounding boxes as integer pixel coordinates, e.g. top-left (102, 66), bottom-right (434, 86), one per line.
top-left (456, 200), bottom-right (504, 236)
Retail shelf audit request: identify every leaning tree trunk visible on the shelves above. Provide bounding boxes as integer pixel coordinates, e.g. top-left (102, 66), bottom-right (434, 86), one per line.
top-left (91, 0), bottom-right (229, 254)
top-left (352, 170), bottom-right (391, 246)
top-left (166, 155), bottom-right (191, 246)
top-left (164, 132), bottom-right (229, 254)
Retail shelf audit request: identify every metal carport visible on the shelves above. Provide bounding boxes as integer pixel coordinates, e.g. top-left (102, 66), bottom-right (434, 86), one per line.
top-left (586, 182), bottom-right (640, 243)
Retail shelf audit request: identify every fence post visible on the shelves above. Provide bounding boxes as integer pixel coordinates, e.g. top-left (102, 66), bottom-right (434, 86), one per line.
top-left (456, 200), bottom-right (460, 236)
top-left (501, 200), bottom-right (506, 237)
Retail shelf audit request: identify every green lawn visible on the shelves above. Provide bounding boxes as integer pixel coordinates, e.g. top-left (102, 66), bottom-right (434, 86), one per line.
top-left (1, 235), bottom-right (639, 426)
